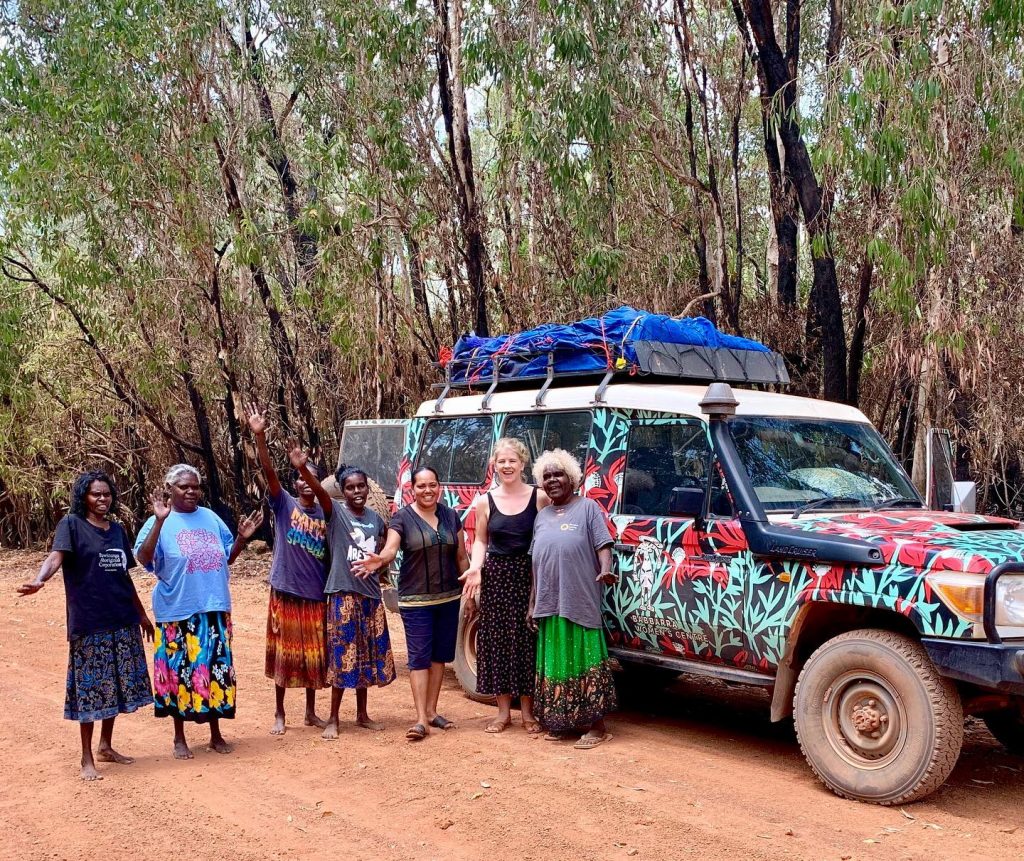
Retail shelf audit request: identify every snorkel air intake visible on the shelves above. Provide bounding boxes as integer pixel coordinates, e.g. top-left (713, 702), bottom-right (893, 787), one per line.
top-left (700, 383), bottom-right (884, 567)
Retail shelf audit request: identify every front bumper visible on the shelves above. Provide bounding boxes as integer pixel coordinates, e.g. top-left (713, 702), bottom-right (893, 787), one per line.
top-left (922, 638), bottom-right (1024, 695)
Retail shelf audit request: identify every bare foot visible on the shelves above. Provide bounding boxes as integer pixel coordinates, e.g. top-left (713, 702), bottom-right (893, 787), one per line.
top-left (304, 713), bottom-right (328, 729)
top-left (208, 738), bottom-right (234, 755)
top-left (356, 717), bottom-right (385, 731)
top-left (321, 719), bottom-right (339, 740)
top-left (173, 740), bottom-right (194, 760)
top-left (269, 714), bottom-right (286, 735)
top-left (96, 746), bottom-right (135, 765)
top-left (80, 762), bottom-right (103, 781)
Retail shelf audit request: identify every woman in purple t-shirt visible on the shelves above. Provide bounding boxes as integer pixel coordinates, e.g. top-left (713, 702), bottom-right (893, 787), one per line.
top-left (248, 407), bottom-right (329, 735)
top-left (18, 471), bottom-right (154, 780)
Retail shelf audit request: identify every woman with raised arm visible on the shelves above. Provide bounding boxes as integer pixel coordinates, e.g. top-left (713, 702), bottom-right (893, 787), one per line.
top-left (528, 449), bottom-right (617, 749)
top-left (461, 438), bottom-right (548, 734)
top-left (292, 450), bottom-right (395, 739)
top-left (18, 470), bottom-right (153, 781)
top-left (247, 407), bottom-right (329, 735)
top-left (357, 466), bottom-right (469, 741)
top-left (134, 464), bottom-right (262, 760)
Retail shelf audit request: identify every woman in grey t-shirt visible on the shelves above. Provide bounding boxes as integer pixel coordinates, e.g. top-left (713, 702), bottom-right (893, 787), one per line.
top-left (528, 449), bottom-right (617, 748)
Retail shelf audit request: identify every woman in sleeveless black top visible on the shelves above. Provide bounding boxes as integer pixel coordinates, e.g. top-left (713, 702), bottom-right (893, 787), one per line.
top-left (462, 438), bottom-right (548, 733)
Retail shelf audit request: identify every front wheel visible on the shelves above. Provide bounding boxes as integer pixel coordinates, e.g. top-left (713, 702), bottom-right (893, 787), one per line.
top-left (794, 629), bottom-right (963, 805)
top-left (983, 698), bottom-right (1024, 755)
top-left (454, 598), bottom-right (495, 704)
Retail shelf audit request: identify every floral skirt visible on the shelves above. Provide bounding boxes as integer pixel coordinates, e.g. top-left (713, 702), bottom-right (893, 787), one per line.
top-left (326, 592), bottom-right (396, 689)
top-left (535, 616), bottom-right (617, 733)
top-left (65, 625), bottom-right (152, 723)
top-left (265, 589), bottom-right (328, 689)
top-left (153, 612), bottom-right (236, 722)
top-left (476, 552), bottom-right (536, 697)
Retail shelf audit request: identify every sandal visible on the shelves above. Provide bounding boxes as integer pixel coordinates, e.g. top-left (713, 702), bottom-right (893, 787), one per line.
top-left (484, 718), bottom-right (511, 734)
top-left (522, 720), bottom-right (543, 736)
top-left (405, 723), bottom-right (428, 741)
top-left (573, 732), bottom-right (613, 750)
top-left (429, 715), bottom-right (456, 731)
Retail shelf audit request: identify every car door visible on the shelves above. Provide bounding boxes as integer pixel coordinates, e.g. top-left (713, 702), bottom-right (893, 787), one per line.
top-left (605, 416), bottom-right (748, 665)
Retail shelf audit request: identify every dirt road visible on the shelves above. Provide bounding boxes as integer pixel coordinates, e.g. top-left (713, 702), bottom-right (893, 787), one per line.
top-left (1, 549), bottom-right (1022, 861)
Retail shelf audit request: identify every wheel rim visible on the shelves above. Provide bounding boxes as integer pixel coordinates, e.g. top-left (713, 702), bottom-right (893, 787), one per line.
top-left (822, 670), bottom-right (908, 769)
top-left (463, 613), bottom-right (479, 677)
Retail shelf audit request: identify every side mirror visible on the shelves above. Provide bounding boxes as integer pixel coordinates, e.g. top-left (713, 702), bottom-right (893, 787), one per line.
top-left (669, 486), bottom-right (705, 519)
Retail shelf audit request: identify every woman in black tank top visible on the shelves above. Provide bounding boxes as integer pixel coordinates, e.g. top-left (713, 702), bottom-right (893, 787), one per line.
top-left (462, 438), bottom-right (549, 733)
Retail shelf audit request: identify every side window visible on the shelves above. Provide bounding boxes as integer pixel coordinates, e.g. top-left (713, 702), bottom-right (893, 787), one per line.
top-left (622, 421), bottom-right (711, 517)
top-left (416, 416), bottom-right (494, 484)
top-left (502, 411), bottom-right (592, 481)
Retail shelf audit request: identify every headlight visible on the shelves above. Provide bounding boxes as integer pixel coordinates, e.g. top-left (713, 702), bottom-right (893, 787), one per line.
top-left (926, 571), bottom-right (1024, 627)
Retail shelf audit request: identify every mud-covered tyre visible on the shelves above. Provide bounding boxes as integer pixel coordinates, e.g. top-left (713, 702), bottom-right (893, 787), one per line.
top-left (794, 629), bottom-right (963, 805)
top-left (454, 599), bottom-right (495, 704)
top-left (983, 699), bottom-right (1024, 755)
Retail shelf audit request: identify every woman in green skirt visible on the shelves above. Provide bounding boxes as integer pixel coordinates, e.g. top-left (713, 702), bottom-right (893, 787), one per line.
top-left (527, 449), bottom-right (617, 749)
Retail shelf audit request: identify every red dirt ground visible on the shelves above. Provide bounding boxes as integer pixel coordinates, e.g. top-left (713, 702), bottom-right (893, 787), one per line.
top-left (2, 549), bottom-right (1023, 861)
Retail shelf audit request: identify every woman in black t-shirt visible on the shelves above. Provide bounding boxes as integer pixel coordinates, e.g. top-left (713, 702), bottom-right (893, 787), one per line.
top-left (358, 466), bottom-right (469, 741)
top-left (18, 471), bottom-right (154, 781)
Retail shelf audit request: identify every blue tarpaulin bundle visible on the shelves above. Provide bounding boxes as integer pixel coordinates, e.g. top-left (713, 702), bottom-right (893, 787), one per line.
top-left (447, 306), bottom-right (773, 386)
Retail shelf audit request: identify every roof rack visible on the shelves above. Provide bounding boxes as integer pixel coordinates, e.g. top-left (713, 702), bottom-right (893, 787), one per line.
top-left (432, 341), bottom-right (790, 412)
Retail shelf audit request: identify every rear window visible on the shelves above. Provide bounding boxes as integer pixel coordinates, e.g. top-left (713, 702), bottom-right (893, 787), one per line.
top-left (339, 422), bottom-right (408, 492)
top-left (416, 416), bottom-right (495, 484)
top-left (502, 411), bottom-right (592, 479)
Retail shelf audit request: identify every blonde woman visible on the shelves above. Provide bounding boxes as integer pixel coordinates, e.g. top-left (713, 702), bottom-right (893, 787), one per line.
top-left (461, 438), bottom-right (548, 733)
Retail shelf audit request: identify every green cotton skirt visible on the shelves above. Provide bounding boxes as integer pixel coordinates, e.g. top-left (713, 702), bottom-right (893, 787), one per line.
top-left (534, 615), bottom-right (617, 733)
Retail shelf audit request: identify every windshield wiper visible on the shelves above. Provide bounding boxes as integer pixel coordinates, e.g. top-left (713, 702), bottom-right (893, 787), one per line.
top-left (870, 496), bottom-right (923, 511)
top-left (791, 496), bottom-right (862, 519)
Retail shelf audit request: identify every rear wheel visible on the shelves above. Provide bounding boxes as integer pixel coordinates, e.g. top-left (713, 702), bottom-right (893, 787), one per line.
top-left (794, 629), bottom-right (963, 805)
top-left (983, 698), bottom-right (1024, 755)
top-left (454, 599), bottom-right (495, 704)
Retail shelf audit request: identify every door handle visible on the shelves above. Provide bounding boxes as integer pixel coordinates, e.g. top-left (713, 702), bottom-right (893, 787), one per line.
top-left (613, 542), bottom-right (634, 552)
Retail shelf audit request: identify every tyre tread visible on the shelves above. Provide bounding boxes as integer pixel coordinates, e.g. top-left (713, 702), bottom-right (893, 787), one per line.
top-left (794, 628), bottom-right (963, 806)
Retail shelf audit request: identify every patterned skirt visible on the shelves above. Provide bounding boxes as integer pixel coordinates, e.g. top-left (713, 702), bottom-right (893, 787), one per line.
top-left (265, 589), bottom-right (328, 689)
top-left (326, 592), bottom-right (396, 689)
top-left (153, 612), bottom-right (236, 723)
top-left (65, 625), bottom-right (152, 723)
top-left (476, 552), bottom-right (536, 697)
top-left (535, 615), bottom-right (618, 733)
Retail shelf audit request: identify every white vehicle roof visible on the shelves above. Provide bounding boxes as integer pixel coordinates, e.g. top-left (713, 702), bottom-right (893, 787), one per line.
top-left (417, 383), bottom-right (870, 423)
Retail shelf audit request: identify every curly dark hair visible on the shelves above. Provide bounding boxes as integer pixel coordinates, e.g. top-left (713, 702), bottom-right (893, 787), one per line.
top-left (70, 470), bottom-right (119, 519)
top-left (335, 464), bottom-right (369, 487)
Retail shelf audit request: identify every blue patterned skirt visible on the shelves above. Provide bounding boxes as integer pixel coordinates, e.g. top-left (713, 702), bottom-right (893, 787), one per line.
top-left (65, 625), bottom-right (153, 723)
top-left (153, 611), bottom-right (236, 722)
top-left (325, 592), bottom-right (396, 689)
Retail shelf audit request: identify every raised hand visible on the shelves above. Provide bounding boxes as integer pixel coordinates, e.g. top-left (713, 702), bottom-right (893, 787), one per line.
top-left (287, 438), bottom-right (308, 470)
top-left (150, 488), bottom-right (172, 521)
top-left (247, 405), bottom-right (268, 435)
top-left (237, 508), bottom-right (265, 540)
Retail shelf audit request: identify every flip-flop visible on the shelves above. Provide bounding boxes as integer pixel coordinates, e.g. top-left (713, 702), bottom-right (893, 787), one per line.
top-left (573, 732), bottom-right (613, 750)
top-left (405, 723), bottom-right (427, 741)
top-left (484, 718), bottom-right (511, 734)
top-left (522, 721), bottom-right (543, 736)
top-left (429, 715), bottom-right (456, 730)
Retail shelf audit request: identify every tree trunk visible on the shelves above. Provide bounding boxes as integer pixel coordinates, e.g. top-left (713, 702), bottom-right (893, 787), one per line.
top-left (740, 0), bottom-right (848, 401)
top-left (434, 0), bottom-right (490, 336)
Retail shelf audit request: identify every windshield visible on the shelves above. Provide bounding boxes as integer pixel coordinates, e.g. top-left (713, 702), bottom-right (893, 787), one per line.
top-left (729, 417), bottom-right (920, 513)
